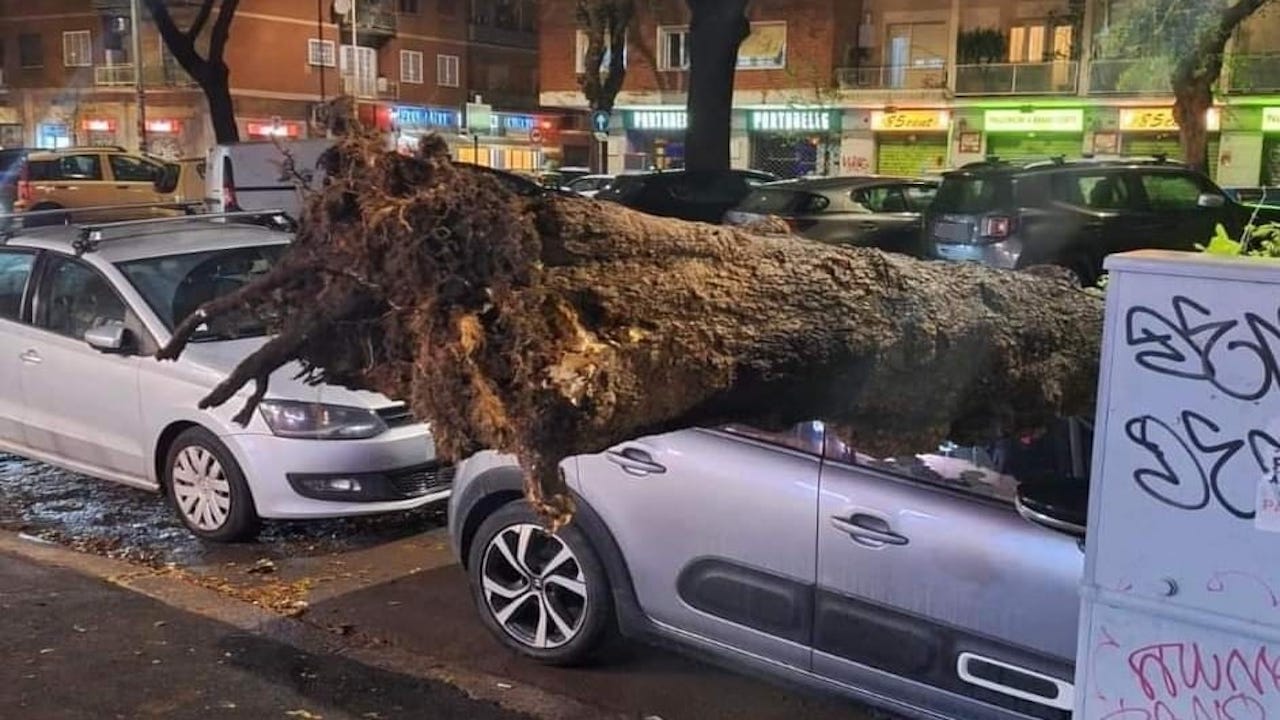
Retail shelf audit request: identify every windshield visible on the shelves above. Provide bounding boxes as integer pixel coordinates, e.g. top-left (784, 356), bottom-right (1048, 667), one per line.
top-left (932, 176), bottom-right (1012, 214)
top-left (734, 188), bottom-right (817, 214)
top-left (116, 244), bottom-right (287, 340)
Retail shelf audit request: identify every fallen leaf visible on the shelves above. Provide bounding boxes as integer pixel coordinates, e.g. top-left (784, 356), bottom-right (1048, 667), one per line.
top-left (247, 558), bottom-right (278, 575)
top-left (38, 648), bottom-right (54, 654)
top-left (285, 711), bottom-right (323, 719)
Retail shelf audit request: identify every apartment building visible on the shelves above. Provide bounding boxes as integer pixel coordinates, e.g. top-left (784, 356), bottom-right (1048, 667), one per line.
top-left (0, 0), bottom-right (562, 171)
top-left (540, 0), bottom-right (1280, 185)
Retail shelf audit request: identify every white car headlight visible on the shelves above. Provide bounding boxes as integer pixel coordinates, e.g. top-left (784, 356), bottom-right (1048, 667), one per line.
top-left (258, 400), bottom-right (387, 440)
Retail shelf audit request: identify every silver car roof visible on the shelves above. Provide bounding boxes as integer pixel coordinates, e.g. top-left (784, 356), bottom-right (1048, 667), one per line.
top-left (4, 221), bottom-right (290, 263)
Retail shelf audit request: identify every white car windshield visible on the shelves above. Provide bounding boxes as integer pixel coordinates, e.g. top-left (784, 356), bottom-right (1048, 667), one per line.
top-left (116, 244), bottom-right (287, 340)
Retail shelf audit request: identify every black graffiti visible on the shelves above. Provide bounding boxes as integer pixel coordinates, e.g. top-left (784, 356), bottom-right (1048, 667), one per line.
top-left (1125, 411), bottom-right (1279, 520)
top-left (1126, 296), bottom-right (1280, 401)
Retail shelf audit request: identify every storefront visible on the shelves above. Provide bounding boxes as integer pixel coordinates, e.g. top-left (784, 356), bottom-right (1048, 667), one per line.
top-left (983, 108), bottom-right (1085, 162)
top-left (623, 109), bottom-right (687, 171)
top-left (144, 118), bottom-right (187, 160)
top-left (391, 104), bottom-right (461, 154)
top-left (748, 109), bottom-right (840, 178)
top-left (81, 117), bottom-right (122, 147)
top-left (475, 112), bottom-right (549, 172)
top-left (243, 118), bottom-right (307, 141)
top-left (870, 109), bottom-right (950, 176)
top-left (1118, 107), bottom-right (1220, 178)
top-left (1261, 107), bottom-right (1280, 185)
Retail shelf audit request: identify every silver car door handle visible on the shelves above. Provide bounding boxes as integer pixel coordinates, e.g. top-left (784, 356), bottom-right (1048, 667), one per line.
top-left (831, 515), bottom-right (908, 546)
top-left (19, 349), bottom-right (42, 365)
top-left (605, 447), bottom-right (667, 475)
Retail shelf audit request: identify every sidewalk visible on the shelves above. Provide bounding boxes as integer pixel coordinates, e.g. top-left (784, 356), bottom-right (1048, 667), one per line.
top-left (0, 550), bottom-right (529, 720)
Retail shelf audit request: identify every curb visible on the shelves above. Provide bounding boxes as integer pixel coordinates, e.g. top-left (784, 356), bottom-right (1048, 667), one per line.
top-left (0, 530), bottom-right (621, 720)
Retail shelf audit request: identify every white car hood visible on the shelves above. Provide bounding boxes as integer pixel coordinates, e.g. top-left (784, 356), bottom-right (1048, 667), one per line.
top-left (180, 336), bottom-right (396, 410)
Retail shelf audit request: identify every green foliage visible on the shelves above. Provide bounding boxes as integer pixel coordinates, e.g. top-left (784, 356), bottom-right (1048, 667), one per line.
top-left (957, 28), bottom-right (1007, 65)
top-left (1198, 222), bottom-right (1280, 258)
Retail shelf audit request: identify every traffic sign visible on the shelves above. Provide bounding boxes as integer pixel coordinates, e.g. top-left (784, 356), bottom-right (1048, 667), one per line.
top-left (591, 110), bottom-right (611, 134)
top-left (592, 131), bottom-right (609, 143)
top-left (530, 127), bottom-right (544, 144)
top-left (466, 102), bottom-right (493, 135)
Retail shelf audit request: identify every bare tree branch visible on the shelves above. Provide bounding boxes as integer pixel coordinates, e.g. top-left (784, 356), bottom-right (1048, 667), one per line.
top-left (143, 0), bottom-right (207, 76)
top-left (209, 0), bottom-right (242, 63)
top-left (188, 0), bottom-right (216, 41)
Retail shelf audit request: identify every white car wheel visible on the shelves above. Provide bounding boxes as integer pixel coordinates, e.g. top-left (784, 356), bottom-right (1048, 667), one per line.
top-left (171, 445), bottom-right (232, 532)
top-left (481, 522), bottom-right (589, 650)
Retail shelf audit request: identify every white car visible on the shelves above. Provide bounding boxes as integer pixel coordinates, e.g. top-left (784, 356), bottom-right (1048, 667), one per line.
top-left (0, 213), bottom-right (447, 541)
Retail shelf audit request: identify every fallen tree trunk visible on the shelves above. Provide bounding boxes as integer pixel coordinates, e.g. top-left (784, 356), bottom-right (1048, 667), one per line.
top-left (159, 131), bottom-right (1105, 527)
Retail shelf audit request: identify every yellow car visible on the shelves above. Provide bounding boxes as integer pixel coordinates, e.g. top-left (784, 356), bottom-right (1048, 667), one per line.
top-left (16, 147), bottom-right (194, 221)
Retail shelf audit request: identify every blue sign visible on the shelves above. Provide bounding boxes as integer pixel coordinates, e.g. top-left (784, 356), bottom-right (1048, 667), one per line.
top-left (591, 110), bottom-right (611, 134)
top-left (392, 105), bottom-right (459, 129)
top-left (496, 113), bottom-right (535, 132)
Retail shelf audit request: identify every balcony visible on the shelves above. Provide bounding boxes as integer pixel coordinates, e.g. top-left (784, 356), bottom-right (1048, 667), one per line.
top-left (955, 61), bottom-right (1078, 95)
top-left (342, 75), bottom-right (399, 101)
top-left (468, 24), bottom-right (537, 49)
top-left (337, 1), bottom-right (397, 44)
top-left (835, 64), bottom-right (948, 103)
top-left (1227, 54), bottom-right (1280, 93)
top-left (1089, 58), bottom-right (1174, 94)
top-left (94, 63), bottom-right (198, 88)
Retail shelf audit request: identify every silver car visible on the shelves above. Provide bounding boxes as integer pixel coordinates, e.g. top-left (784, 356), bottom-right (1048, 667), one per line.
top-left (448, 420), bottom-right (1089, 719)
top-left (0, 213), bottom-right (447, 542)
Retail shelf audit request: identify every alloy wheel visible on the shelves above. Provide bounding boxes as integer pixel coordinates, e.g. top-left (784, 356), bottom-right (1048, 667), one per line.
top-left (170, 445), bottom-right (232, 531)
top-left (481, 523), bottom-right (589, 649)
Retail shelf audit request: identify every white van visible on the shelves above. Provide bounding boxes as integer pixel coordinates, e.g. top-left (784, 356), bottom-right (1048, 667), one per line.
top-left (205, 139), bottom-right (333, 219)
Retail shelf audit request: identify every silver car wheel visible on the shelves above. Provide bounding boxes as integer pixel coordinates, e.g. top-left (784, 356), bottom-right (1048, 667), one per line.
top-left (481, 523), bottom-right (589, 650)
top-left (170, 445), bottom-right (232, 532)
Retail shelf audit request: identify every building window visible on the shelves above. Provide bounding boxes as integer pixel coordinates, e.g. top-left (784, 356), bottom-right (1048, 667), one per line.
top-left (401, 49), bottom-right (424, 84)
top-left (397, 0), bottom-right (419, 13)
top-left (437, 53), bottom-right (459, 87)
top-left (575, 30), bottom-right (627, 74)
top-left (308, 39), bottom-right (336, 67)
top-left (1008, 23), bottom-right (1073, 62)
top-left (19, 33), bottom-right (43, 68)
top-left (62, 30), bottom-right (92, 68)
top-left (658, 26), bottom-right (689, 70)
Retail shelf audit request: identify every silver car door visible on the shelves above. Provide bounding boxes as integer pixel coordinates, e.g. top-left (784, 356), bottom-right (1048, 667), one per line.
top-left (813, 431), bottom-right (1083, 720)
top-left (0, 248), bottom-right (38, 448)
top-left (573, 423), bottom-right (822, 670)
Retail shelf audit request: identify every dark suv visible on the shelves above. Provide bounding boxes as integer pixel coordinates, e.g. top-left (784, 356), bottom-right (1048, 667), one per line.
top-left (922, 157), bottom-right (1279, 284)
top-left (597, 169), bottom-right (778, 224)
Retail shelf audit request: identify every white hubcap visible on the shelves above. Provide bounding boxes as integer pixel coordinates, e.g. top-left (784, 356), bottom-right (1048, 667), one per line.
top-left (171, 445), bottom-right (232, 531)
top-left (481, 523), bottom-right (588, 649)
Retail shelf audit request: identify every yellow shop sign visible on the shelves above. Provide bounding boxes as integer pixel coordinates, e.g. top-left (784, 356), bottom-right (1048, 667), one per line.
top-left (870, 110), bottom-right (950, 132)
top-left (1119, 107), bottom-right (1221, 132)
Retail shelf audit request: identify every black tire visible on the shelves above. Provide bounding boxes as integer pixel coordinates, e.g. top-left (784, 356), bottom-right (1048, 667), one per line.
top-left (24, 202), bottom-right (66, 227)
top-left (467, 500), bottom-right (614, 666)
top-left (162, 427), bottom-right (260, 542)
top-left (1061, 255), bottom-right (1098, 288)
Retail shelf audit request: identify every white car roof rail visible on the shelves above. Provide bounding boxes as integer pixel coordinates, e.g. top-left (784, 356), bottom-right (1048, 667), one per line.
top-left (0, 201), bottom-right (206, 242)
top-left (73, 208), bottom-right (292, 255)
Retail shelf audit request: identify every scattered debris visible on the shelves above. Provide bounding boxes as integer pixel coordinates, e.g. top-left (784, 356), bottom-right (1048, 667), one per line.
top-left (38, 648), bottom-right (54, 654)
top-left (496, 682), bottom-right (513, 690)
top-left (246, 558), bottom-right (278, 575)
top-left (285, 710), bottom-right (323, 719)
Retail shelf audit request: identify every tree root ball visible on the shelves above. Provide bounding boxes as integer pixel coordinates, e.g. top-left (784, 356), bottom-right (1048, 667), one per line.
top-left (158, 129), bottom-right (1105, 528)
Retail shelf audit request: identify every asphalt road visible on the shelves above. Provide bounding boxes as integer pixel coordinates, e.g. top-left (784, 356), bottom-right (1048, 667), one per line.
top-left (0, 550), bottom-right (529, 720)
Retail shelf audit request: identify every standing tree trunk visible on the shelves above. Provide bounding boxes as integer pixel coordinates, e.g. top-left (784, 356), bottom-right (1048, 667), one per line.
top-left (577, 0), bottom-right (634, 112)
top-left (683, 0), bottom-right (750, 172)
top-left (144, 0), bottom-right (242, 144)
top-left (1172, 0), bottom-right (1270, 173)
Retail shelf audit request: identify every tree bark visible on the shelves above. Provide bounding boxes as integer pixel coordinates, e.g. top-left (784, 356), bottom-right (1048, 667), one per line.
top-left (576, 0), bottom-right (634, 112)
top-left (158, 131), bottom-right (1105, 526)
top-left (1172, 0), bottom-right (1270, 173)
top-left (144, 0), bottom-right (241, 144)
top-left (683, 0), bottom-right (750, 171)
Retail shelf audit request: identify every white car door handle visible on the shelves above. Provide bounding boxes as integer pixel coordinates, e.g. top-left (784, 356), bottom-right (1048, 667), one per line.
top-left (19, 349), bottom-right (42, 365)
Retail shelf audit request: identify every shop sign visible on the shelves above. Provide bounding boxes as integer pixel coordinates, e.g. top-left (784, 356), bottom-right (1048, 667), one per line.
top-left (392, 105), bottom-right (459, 129)
top-left (750, 109), bottom-right (837, 133)
top-left (1262, 107), bottom-right (1280, 132)
top-left (81, 118), bottom-right (117, 133)
top-left (984, 108), bottom-right (1083, 133)
top-left (466, 102), bottom-right (493, 135)
top-left (626, 110), bottom-right (687, 131)
top-left (495, 113), bottom-right (535, 132)
top-left (1119, 107), bottom-right (1220, 132)
top-left (145, 119), bottom-right (181, 133)
top-left (870, 110), bottom-right (949, 132)
top-left (246, 120), bottom-right (302, 138)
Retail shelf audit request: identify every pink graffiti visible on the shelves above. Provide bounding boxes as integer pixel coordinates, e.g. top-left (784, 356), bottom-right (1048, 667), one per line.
top-left (1097, 626), bottom-right (1123, 701)
top-left (1207, 571), bottom-right (1280, 608)
top-left (1100, 695), bottom-right (1268, 719)
top-left (1102, 642), bottom-right (1280, 719)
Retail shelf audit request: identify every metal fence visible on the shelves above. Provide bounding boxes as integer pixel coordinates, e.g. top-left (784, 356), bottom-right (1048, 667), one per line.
top-left (955, 61), bottom-right (1078, 95)
top-left (835, 65), bottom-right (948, 91)
top-left (1088, 58), bottom-right (1173, 94)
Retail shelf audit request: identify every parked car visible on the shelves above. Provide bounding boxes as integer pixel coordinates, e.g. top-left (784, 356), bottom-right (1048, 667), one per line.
top-left (538, 166), bottom-right (593, 189)
top-left (205, 139), bottom-right (332, 218)
top-left (596, 169), bottom-right (779, 224)
top-left (15, 147), bottom-right (191, 222)
top-left (450, 418), bottom-right (1089, 719)
top-left (725, 176), bottom-right (939, 255)
top-left (563, 174), bottom-right (615, 198)
top-left (0, 211), bottom-right (449, 541)
top-left (922, 157), bottom-right (1280, 285)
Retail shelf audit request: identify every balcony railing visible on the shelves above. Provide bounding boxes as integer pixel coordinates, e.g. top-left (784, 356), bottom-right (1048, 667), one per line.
top-left (94, 63), bottom-right (198, 88)
top-left (836, 64), bottom-right (948, 91)
top-left (468, 23), bottom-right (537, 49)
top-left (1227, 54), bottom-right (1280, 93)
top-left (1089, 57), bottom-right (1173, 94)
top-left (955, 61), bottom-right (1078, 95)
top-left (342, 75), bottom-right (399, 100)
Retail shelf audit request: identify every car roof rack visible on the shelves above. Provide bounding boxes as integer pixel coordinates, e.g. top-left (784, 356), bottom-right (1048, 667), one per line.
top-left (0, 201), bottom-right (206, 242)
top-left (73, 208), bottom-right (292, 255)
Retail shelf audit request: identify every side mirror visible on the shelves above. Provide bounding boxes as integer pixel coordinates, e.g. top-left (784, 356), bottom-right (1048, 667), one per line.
top-left (84, 323), bottom-right (129, 353)
top-left (1015, 477), bottom-right (1088, 539)
top-left (1198, 192), bottom-right (1226, 209)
